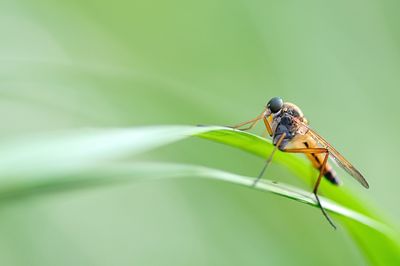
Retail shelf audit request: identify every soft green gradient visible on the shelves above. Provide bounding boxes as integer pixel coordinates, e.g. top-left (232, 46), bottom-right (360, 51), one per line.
top-left (0, 1), bottom-right (399, 265)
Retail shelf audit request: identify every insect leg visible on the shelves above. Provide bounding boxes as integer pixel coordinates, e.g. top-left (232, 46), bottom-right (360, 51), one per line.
top-left (263, 116), bottom-right (273, 137)
top-left (229, 111), bottom-right (265, 131)
top-left (313, 153), bottom-right (336, 229)
top-left (283, 148), bottom-right (337, 229)
top-left (252, 133), bottom-right (286, 187)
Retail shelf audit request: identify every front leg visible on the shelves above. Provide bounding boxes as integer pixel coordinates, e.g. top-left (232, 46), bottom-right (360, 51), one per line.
top-left (263, 116), bottom-right (273, 137)
top-left (253, 133), bottom-right (286, 186)
top-left (229, 111), bottom-right (265, 131)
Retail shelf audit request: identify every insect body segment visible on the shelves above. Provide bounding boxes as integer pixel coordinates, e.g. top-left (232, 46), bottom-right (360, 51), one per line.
top-left (270, 104), bottom-right (302, 150)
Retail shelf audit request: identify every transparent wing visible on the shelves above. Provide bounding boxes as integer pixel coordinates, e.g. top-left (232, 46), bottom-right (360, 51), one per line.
top-left (305, 127), bottom-right (369, 188)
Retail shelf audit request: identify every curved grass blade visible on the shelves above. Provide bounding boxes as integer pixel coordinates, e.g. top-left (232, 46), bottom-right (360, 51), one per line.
top-left (0, 125), bottom-right (397, 264)
top-left (0, 159), bottom-right (394, 239)
top-left (196, 127), bottom-right (400, 264)
top-left (91, 162), bottom-right (399, 238)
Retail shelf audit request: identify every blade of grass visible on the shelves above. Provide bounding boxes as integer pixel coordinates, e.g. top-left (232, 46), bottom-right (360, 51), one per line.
top-left (0, 125), bottom-right (397, 264)
top-left (196, 128), bottom-right (400, 265)
top-left (0, 161), bottom-right (393, 237)
top-left (88, 162), bottom-right (400, 240)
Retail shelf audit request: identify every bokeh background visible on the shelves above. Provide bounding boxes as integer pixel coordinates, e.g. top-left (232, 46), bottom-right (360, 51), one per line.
top-left (0, 0), bottom-right (399, 265)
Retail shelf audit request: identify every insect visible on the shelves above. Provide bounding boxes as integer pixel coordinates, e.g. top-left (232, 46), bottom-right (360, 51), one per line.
top-left (231, 97), bottom-right (369, 229)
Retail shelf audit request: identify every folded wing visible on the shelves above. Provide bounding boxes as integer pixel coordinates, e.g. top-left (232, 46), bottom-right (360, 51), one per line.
top-left (306, 127), bottom-right (369, 188)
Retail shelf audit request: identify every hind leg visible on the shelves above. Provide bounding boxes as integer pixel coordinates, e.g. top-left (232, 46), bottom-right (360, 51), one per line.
top-left (283, 148), bottom-right (336, 229)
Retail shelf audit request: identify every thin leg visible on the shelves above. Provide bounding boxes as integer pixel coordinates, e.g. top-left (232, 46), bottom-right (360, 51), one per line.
top-left (283, 147), bottom-right (336, 229)
top-left (238, 118), bottom-right (261, 131)
top-left (252, 133), bottom-right (286, 187)
top-left (229, 111), bottom-right (265, 131)
top-left (263, 116), bottom-right (273, 137)
top-left (313, 153), bottom-right (336, 229)
top-left (284, 148), bottom-right (327, 153)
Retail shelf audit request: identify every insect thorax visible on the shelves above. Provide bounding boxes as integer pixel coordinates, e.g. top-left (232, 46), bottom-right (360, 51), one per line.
top-left (271, 102), bottom-right (307, 149)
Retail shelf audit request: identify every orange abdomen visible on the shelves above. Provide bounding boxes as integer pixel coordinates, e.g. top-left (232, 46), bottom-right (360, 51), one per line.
top-left (305, 152), bottom-right (340, 185)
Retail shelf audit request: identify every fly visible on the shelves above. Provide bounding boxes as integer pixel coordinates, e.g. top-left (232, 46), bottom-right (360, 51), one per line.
top-left (231, 97), bottom-right (369, 229)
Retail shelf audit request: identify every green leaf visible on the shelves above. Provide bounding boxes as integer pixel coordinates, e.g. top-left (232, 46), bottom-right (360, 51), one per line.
top-left (197, 128), bottom-right (400, 265)
top-left (0, 126), bottom-right (398, 264)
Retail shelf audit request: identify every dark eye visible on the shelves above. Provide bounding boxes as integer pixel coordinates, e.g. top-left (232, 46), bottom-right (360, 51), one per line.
top-left (267, 97), bottom-right (283, 113)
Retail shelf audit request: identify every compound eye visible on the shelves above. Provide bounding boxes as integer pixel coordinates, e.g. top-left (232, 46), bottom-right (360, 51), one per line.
top-left (267, 97), bottom-right (283, 113)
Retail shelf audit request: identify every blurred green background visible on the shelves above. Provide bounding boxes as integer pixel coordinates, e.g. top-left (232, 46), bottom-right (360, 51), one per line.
top-left (0, 0), bottom-right (399, 265)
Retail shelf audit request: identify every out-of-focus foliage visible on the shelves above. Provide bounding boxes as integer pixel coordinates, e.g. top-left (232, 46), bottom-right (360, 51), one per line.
top-left (0, 0), bottom-right (400, 265)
